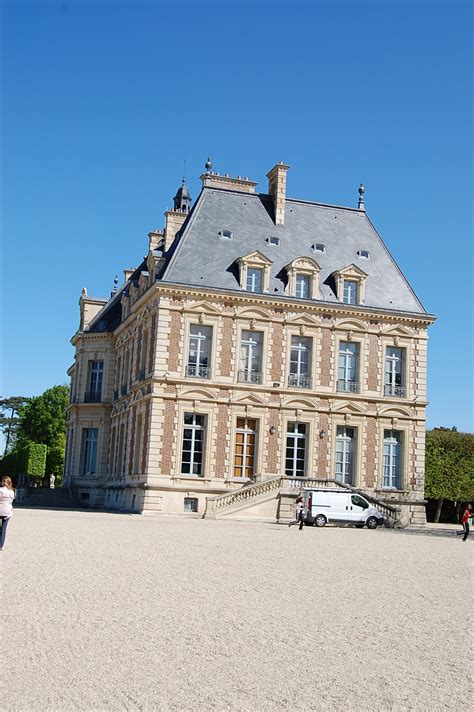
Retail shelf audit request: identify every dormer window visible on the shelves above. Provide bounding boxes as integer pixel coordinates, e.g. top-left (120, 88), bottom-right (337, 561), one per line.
top-left (218, 229), bottom-right (233, 240)
top-left (296, 274), bottom-right (311, 299)
top-left (343, 280), bottom-right (358, 305)
top-left (238, 251), bottom-right (273, 293)
top-left (247, 268), bottom-right (263, 293)
top-left (312, 243), bottom-right (326, 253)
top-left (357, 249), bottom-right (370, 259)
top-left (266, 236), bottom-right (280, 246)
top-left (332, 264), bottom-right (368, 306)
top-left (285, 257), bottom-right (320, 300)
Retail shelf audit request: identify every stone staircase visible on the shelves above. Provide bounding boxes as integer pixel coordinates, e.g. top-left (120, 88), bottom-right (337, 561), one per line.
top-left (15, 487), bottom-right (78, 510)
top-left (204, 476), bottom-right (403, 526)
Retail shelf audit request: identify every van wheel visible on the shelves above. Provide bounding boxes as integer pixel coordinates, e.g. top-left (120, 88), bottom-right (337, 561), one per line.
top-left (315, 514), bottom-right (327, 527)
top-left (366, 517), bottom-right (378, 530)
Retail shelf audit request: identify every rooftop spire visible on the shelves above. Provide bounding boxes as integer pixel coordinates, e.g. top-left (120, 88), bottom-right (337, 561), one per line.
top-left (358, 183), bottom-right (365, 211)
top-left (205, 156), bottom-right (212, 174)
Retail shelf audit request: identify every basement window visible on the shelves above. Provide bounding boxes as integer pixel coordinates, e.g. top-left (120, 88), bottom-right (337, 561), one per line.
top-left (265, 236), bottom-right (280, 246)
top-left (357, 249), bottom-right (370, 259)
top-left (184, 497), bottom-right (198, 513)
top-left (218, 230), bottom-right (233, 240)
top-left (312, 243), bottom-right (326, 253)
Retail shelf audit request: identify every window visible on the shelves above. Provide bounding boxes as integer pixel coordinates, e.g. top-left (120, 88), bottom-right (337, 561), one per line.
top-left (82, 428), bottom-right (98, 476)
top-left (338, 342), bottom-right (359, 393)
top-left (234, 417), bottom-right (257, 479)
top-left (116, 423), bottom-right (125, 478)
top-left (312, 243), bottom-right (326, 253)
top-left (351, 494), bottom-right (369, 509)
top-left (265, 236), bottom-right (280, 246)
top-left (133, 414), bottom-right (143, 474)
top-left (385, 347), bottom-right (406, 397)
top-left (295, 274), bottom-right (311, 299)
top-left (187, 324), bottom-right (212, 378)
top-left (289, 336), bottom-right (312, 388)
top-left (86, 361), bottom-right (103, 402)
top-left (139, 330), bottom-right (149, 380)
top-left (218, 229), bottom-right (233, 240)
top-left (184, 497), bottom-right (199, 512)
top-left (343, 280), bottom-right (358, 305)
top-left (335, 426), bottom-right (355, 485)
top-left (357, 250), bottom-right (370, 259)
top-left (122, 350), bottom-right (130, 395)
top-left (181, 413), bottom-right (206, 477)
top-left (239, 331), bottom-right (263, 383)
top-left (285, 423), bottom-right (307, 477)
top-left (246, 268), bottom-right (263, 293)
top-left (383, 430), bottom-right (402, 488)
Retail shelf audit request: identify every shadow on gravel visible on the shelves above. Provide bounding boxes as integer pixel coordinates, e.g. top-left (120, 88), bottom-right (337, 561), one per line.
top-left (384, 527), bottom-right (468, 540)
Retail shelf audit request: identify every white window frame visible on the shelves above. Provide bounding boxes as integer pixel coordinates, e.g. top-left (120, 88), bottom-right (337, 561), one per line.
top-left (385, 347), bottom-right (405, 397)
top-left (285, 422), bottom-right (307, 478)
top-left (343, 280), bottom-right (358, 305)
top-left (187, 324), bottom-right (212, 378)
top-left (295, 273), bottom-right (311, 299)
top-left (289, 336), bottom-right (312, 388)
top-left (246, 268), bottom-right (263, 293)
top-left (239, 330), bottom-right (263, 383)
top-left (338, 341), bottom-right (359, 393)
top-left (383, 430), bottom-right (402, 489)
top-left (181, 413), bottom-right (206, 478)
top-left (335, 426), bottom-right (356, 485)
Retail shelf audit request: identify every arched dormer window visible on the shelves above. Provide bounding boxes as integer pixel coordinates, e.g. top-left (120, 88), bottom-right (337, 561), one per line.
top-left (332, 264), bottom-right (368, 305)
top-left (285, 257), bottom-right (320, 300)
top-left (238, 251), bottom-right (273, 294)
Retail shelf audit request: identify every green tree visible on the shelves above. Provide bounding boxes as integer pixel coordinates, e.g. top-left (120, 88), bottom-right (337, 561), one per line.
top-left (16, 385), bottom-right (69, 481)
top-left (0, 396), bottom-right (30, 455)
top-left (425, 428), bottom-right (474, 522)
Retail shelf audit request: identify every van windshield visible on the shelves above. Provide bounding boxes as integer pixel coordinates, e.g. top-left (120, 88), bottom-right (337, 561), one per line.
top-left (351, 495), bottom-right (369, 509)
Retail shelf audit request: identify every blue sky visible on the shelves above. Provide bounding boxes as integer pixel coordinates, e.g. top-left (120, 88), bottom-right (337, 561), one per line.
top-left (1, 0), bottom-right (472, 431)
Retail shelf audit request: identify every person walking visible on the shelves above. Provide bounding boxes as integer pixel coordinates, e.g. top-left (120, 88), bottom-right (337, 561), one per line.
top-left (289, 496), bottom-right (305, 530)
top-left (456, 503), bottom-right (472, 541)
top-left (0, 476), bottom-right (15, 551)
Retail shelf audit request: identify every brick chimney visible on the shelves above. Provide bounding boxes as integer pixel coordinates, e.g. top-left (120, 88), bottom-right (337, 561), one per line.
top-left (164, 209), bottom-right (187, 251)
top-left (79, 288), bottom-right (107, 331)
top-left (200, 172), bottom-right (258, 194)
top-left (123, 268), bottom-right (135, 283)
top-left (266, 161), bottom-right (289, 226)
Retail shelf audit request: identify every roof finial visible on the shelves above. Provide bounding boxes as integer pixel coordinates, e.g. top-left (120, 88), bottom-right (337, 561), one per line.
top-left (205, 156), bottom-right (212, 174)
top-left (111, 275), bottom-right (118, 297)
top-left (358, 182), bottom-right (365, 211)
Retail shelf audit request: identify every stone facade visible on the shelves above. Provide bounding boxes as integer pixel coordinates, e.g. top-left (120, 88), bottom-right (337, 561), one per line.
top-left (64, 162), bottom-right (434, 524)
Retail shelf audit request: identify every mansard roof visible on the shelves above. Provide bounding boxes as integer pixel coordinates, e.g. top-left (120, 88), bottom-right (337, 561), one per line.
top-left (162, 187), bottom-right (426, 314)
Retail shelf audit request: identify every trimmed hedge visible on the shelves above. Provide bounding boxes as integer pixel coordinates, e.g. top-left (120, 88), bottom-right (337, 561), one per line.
top-left (0, 443), bottom-right (47, 479)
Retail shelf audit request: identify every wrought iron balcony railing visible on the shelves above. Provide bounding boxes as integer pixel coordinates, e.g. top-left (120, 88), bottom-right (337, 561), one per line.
top-left (337, 379), bottom-right (360, 394)
top-left (384, 384), bottom-right (406, 398)
top-left (238, 370), bottom-right (262, 384)
top-left (288, 373), bottom-right (312, 389)
top-left (84, 391), bottom-right (102, 403)
top-left (186, 364), bottom-right (211, 379)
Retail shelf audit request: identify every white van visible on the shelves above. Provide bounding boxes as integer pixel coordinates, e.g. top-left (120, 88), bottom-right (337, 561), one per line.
top-left (302, 488), bottom-right (384, 529)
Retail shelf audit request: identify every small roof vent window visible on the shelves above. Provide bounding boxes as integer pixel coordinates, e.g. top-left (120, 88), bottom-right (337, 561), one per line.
top-left (218, 229), bottom-right (233, 240)
top-left (265, 236), bottom-right (280, 246)
top-left (312, 243), bottom-right (326, 253)
top-left (357, 249), bottom-right (370, 259)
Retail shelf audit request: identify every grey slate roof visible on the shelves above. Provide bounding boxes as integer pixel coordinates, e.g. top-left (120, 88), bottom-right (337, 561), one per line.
top-left (163, 187), bottom-right (426, 314)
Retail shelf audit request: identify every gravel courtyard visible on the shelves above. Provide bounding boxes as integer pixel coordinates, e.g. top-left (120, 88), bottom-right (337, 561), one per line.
top-left (1, 509), bottom-right (472, 712)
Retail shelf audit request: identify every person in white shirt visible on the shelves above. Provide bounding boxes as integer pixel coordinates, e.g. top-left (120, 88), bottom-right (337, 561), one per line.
top-left (0, 476), bottom-right (15, 550)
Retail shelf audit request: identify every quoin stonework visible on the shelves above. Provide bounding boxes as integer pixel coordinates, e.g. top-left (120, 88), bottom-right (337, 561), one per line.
top-left (64, 160), bottom-right (435, 525)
